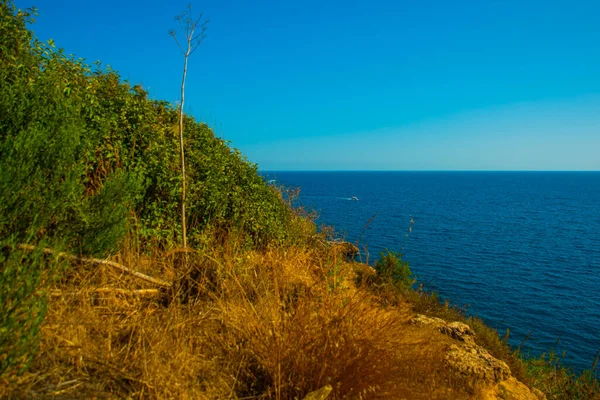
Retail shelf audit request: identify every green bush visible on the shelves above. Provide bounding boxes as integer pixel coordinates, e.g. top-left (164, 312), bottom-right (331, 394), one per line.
top-left (2, 0), bottom-right (295, 253)
top-left (0, 1), bottom-right (142, 255)
top-left (524, 350), bottom-right (600, 400)
top-left (373, 250), bottom-right (415, 291)
top-left (355, 250), bottom-right (415, 305)
top-left (0, 242), bottom-right (62, 380)
top-left (0, 1), bottom-right (141, 380)
top-left (0, 0), bottom-right (297, 380)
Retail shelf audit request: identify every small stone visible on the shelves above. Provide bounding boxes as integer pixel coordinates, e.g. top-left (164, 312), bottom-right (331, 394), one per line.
top-left (302, 384), bottom-right (333, 400)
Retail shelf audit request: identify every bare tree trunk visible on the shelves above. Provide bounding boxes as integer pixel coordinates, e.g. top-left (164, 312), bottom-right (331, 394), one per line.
top-left (171, 6), bottom-right (207, 250)
top-left (179, 52), bottom-right (189, 249)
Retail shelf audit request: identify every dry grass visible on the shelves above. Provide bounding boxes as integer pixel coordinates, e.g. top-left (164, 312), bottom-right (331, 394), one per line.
top-left (4, 234), bottom-right (543, 399)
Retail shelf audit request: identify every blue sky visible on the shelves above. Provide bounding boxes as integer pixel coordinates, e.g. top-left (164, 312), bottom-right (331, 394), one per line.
top-left (17, 0), bottom-right (600, 170)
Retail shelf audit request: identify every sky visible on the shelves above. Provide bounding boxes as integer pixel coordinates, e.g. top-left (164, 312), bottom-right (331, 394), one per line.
top-left (15, 0), bottom-right (600, 170)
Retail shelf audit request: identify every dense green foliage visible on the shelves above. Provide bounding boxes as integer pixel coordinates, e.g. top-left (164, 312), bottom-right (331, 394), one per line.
top-left (0, 0), bottom-right (141, 379)
top-left (0, 2), bottom-right (141, 255)
top-left (373, 250), bottom-right (414, 291)
top-left (352, 250), bottom-right (416, 309)
top-left (0, 1), bottom-right (291, 253)
top-left (0, 0), bottom-right (292, 380)
top-left (0, 246), bottom-right (58, 379)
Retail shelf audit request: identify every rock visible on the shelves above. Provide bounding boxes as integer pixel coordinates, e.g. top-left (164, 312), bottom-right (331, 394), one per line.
top-left (445, 343), bottom-right (511, 384)
top-left (493, 377), bottom-right (546, 400)
top-left (439, 321), bottom-right (476, 344)
top-left (410, 314), bottom-right (446, 328)
top-left (410, 315), bottom-right (476, 344)
top-left (410, 315), bottom-right (544, 400)
top-left (302, 385), bottom-right (333, 400)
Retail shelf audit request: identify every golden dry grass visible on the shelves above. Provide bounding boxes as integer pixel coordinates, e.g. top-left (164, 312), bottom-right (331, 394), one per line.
top-left (4, 236), bottom-right (537, 399)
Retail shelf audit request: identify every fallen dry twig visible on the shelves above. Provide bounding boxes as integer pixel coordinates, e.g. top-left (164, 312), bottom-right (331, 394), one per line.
top-left (49, 288), bottom-right (161, 297)
top-left (16, 244), bottom-right (171, 288)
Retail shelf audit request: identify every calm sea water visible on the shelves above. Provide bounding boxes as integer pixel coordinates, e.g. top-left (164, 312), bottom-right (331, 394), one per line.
top-left (264, 171), bottom-right (600, 374)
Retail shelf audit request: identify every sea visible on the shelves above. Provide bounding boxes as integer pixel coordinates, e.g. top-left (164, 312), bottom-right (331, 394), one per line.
top-left (262, 171), bottom-right (600, 375)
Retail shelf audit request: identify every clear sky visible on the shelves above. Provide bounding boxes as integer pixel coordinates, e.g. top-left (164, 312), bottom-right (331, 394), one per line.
top-left (16, 0), bottom-right (600, 170)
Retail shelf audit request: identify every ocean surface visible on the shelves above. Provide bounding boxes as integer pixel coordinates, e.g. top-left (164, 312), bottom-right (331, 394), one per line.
top-left (263, 171), bottom-right (600, 374)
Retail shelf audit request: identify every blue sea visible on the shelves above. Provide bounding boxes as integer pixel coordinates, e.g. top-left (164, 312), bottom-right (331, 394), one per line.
top-left (264, 171), bottom-right (600, 375)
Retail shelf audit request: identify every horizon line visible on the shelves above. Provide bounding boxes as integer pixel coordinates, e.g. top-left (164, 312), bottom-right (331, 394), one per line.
top-left (259, 169), bottom-right (600, 173)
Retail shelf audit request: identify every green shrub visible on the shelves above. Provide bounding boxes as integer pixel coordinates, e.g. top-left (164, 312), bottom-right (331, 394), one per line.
top-left (0, 242), bottom-right (63, 381)
top-left (0, 1), bottom-right (141, 380)
top-left (0, 0), bottom-right (298, 380)
top-left (355, 250), bottom-right (415, 305)
top-left (524, 350), bottom-right (600, 400)
top-left (373, 250), bottom-right (415, 291)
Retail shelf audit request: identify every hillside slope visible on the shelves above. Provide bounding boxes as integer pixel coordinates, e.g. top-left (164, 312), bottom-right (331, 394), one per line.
top-left (1, 2), bottom-right (599, 399)
top-left (6, 244), bottom-right (546, 399)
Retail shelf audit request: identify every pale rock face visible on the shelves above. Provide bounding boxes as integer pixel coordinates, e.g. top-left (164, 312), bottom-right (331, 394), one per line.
top-left (410, 314), bottom-right (476, 344)
top-left (440, 321), bottom-right (476, 344)
top-left (410, 314), bottom-right (546, 400)
top-left (446, 343), bottom-right (511, 383)
top-left (410, 314), bottom-right (447, 327)
top-left (493, 377), bottom-right (547, 400)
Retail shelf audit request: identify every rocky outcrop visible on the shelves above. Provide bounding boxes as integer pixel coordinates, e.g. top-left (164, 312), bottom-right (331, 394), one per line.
top-left (410, 314), bottom-right (446, 327)
top-left (446, 343), bottom-right (511, 383)
top-left (410, 315), bottom-right (546, 400)
top-left (411, 314), bottom-right (476, 344)
top-left (440, 321), bottom-right (477, 344)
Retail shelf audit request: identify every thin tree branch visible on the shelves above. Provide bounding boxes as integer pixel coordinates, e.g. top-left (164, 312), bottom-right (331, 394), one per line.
top-left (189, 44), bottom-right (204, 56)
top-left (170, 33), bottom-right (185, 55)
top-left (191, 32), bottom-right (205, 42)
